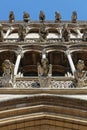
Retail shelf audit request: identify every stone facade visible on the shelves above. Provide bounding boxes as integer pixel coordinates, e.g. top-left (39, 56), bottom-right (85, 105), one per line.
top-left (0, 12), bottom-right (87, 130)
top-left (0, 17), bottom-right (87, 88)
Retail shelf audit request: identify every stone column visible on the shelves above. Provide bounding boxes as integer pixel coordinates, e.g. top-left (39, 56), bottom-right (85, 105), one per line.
top-left (42, 49), bottom-right (47, 59)
top-left (14, 52), bottom-right (23, 76)
top-left (66, 50), bottom-right (76, 75)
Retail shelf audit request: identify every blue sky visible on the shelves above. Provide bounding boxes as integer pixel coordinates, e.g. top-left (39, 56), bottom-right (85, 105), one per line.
top-left (0, 0), bottom-right (87, 21)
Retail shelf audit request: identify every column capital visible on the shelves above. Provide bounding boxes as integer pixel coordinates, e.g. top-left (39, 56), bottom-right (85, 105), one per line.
top-left (65, 50), bottom-right (71, 55)
top-left (16, 46), bottom-right (24, 58)
top-left (16, 50), bottom-right (24, 58)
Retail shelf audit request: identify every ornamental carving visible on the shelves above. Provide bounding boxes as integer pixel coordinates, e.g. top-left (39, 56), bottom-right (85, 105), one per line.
top-left (39, 24), bottom-right (48, 42)
top-left (23, 12), bottom-right (30, 23)
top-left (16, 79), bottom-right (72, 88)
top-left (37, 54), bottom-right (52, 88)
top-left (9, 11), bottom-right (15, 23)
top-left (18, 25), bottom-right (25, 41)
top-left (39, 11), bottom-right (45, 22)
top-left (1, 59), bottom-right (15, 87)
top-left (62, 24), bottom-right (70, 42)
top-left (55, 11), bottom-right (61, 22)
top-left (74, 60), bottom-right (87, 88)
top-left (71, 11), bottom-right (77, 23)
top-left (82, 29), bottom-right (87, 41)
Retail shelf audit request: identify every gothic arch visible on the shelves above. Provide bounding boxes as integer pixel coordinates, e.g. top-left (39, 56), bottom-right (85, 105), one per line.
top-left (20, 51), bottom-right (41, 76)
top-left (22, 45), bottom-right (43, 54)
top-left (45, 45), bottom-right (67, 53)
top-left (68, 43), bottom-right (87, 53)
top-left (0, 44), bottom-right (21, 54)
top-left (48, 50), bottom-right (70, 76)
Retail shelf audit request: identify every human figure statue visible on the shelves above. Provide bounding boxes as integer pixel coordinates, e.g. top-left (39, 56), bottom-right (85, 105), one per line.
top-left (55, 11), bottom-right (61, 22)
top-left (39, 11), bottom-right (45, 22)
top-left (38, 58), bottom-right (52, 77)
top-left (18, 25), bottom-right (25, 41)
top-left (23, 12), bottom-right (30, 23)
top-left (71, 11), bottom-right (77, 23)
top-left (39, 24), bottom-right (48, 42)
top-left (9, 11), bottom-right (15, 23)
top-left (2, 59), bottom-right (15, 87)
top-left (62, 24), bottom-right (70, 42)
top-left (37, 50), bottom-right (52, 88)
top-left (74, 60), bottom-right (87, 88)
top-left (0, 24), bottom-right (3, 42)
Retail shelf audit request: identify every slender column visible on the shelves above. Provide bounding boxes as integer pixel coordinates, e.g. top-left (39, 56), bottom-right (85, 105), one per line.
top-left (14, 52), bottom-right (23, 76)
top-left (42, 49), bottom-right (47, 59)
top-left (66, 50), bottom-right (76, 75)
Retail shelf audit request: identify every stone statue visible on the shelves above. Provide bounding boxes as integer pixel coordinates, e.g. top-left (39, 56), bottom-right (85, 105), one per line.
top-left (71, 11), bottom-right (77, 23)
top-left (38, 58), bottom-right (52, 77)
top-left (74, 60), bottom-right (87, 88)
top-left (55, 11), bottom-right (61, 22)
top-left (9, 11), bottom-right (15, 23)
top-left (18, 25), bottom-right (25, 41)
top-left (39, 24), bottom-right (48, 42)
top-left (38, 53), bottom-right (52, 88)
top-left (39, 11), bottom-right (45, 22)
top-left (62, 24), bottom-right (70, 42)
top-left (0, 24), bottom-right (3, 42)
top-left (2, 59), bottom-right (15, 87)
top-left (23, 12), bottom-right (30, 23)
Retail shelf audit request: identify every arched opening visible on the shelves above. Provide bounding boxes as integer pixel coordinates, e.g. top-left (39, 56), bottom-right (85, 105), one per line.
top-left (48, 51), bottom-right (71, 76)
top-left (20, 51), bottom-right (41, 76)
top-left (0, 51), bottom-right (16, 76)
top-left (26, 28), bottom-right (39, 39)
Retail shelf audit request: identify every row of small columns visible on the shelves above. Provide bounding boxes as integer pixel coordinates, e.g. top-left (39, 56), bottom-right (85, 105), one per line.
top-left (14, 50), bottom-right (76, 77)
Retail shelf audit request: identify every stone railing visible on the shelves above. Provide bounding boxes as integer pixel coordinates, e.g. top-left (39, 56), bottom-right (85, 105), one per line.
top-left (0, 76), bottom-right (87, 88)
top-left (15, 76), bottom-right (74, 88)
